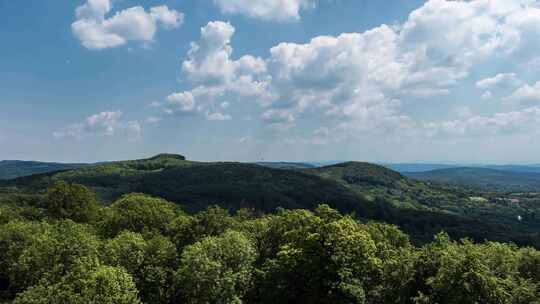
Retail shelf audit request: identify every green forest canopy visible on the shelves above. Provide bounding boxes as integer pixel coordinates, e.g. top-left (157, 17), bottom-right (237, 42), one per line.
top-left (0, 182), bottom-right (539, 303)
top-left (3, 154), bottom-right (540, 249)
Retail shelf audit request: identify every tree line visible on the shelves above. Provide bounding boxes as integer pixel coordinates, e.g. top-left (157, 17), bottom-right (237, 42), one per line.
top-left (0, 181), bottom-right (539, 303)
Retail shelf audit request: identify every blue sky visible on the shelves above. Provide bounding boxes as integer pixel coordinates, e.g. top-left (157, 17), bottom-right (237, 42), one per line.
top-left (2, 0), bottom-right (540, 164)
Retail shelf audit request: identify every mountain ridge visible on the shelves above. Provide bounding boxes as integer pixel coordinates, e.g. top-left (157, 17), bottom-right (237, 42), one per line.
top-left (2, 154), bottom-right (539, 247)
top-left (406, 167), bottom-right (540, 192)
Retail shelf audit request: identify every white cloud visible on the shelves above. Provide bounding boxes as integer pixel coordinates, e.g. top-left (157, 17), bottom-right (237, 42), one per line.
top-left (54, 111), bottom-right (141, 140)
top-left (422, 106), bottom-right (540, 137)
top-left (238, 136), bottom-right (253, 144)
top-left (261, 109), bottom-right (295, 129)
top-left (72, 0), bottom-right (184, 50)
top-left (146, 116), bottom-right (161, 124)
top-left (238, 135), bottom-right (263, 144)
top-left (481, 91), bottom-right (493, 100)
top-left (159, 0), bottom-right (540, 139)
top-left (476, 73), bottom-right (522, 90)
top-left (504, 81), bottom-right (540, 105)
top-left (206, 112), bottom-right (232, 121)
top-left (181, 21), bottom-right (268, 91)
top-left (158, 21), bottom-right (269, 121)
top-left (165, 91), bottom-right (198, 114)
top-left (213, 0), bottom-right (316, 21)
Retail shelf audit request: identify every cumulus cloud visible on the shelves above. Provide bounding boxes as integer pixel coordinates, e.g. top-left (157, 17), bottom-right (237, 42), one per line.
top-left (165, 91), bottom-right (198, 115)
top-left (157, 0), bottom-right (540, 137)
top-left (54, 111), bottom-right (141, 140)
top-left (476, 73), bottom-right (522, 90)
top-left (422, 106), bottom-right (540, 138)
top-left (206, 112), bottom-right (232, 121)
top-left (72, 0), bottom-right (184, 50)
top-left (213, 0), bottom-right (316, 21)
top-left (482, 91), bottom-right (493, 100)
top-left (159, 21), bottom-right (269, 121)
top-left (146, 116), bottom-right (162, 124)
top-left (181, 21), bottom-right (268, 91)
top-left (504, 81), bottom-right (540, 105)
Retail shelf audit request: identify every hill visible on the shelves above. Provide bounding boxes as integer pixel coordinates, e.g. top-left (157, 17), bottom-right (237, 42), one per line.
top-left (1, 154), bottom-right (367, 214)
top-left (406, 167), bottom-right (540, 192)
top-left (2, 154), bottom-right (540, 247)
top-left (383, 163), bottom-right (540, 174)
top-left (381, 163), bottom-right (459, 173)
top-left (0, 160), bottom-right (89, 180)
top-left (255, 162), bottom-right (316, 170)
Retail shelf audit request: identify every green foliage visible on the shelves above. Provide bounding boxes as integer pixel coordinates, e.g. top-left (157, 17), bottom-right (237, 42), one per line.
top-left (4, 155), bottom-right (540, 248)
top-left (0, 220), bottom-right (100, 297)
top-left (407, 167), bottom-right (540, 192)
top-left (102, 231), bottom-right (178, 303)
top-left (258, 208), bottom-right (380, 303)
top-left (169, 205), bottom-right (237, 249)
top-left (175, 230), bottom-right (257, 304)
top-left (0, 160), bottom-right (86, 180)
top-left (101, 193), bottom-right (177, 236)
top-left (410, 235), bottom-right (540, 304)
top-left (13, 265), bottom-right (141, 304)
top-left (46, 181), bottom-right (99, 223)
top-left (0, 182), bottom-right (539, 303)
top-left (307, 161), bottom-right (404, 187)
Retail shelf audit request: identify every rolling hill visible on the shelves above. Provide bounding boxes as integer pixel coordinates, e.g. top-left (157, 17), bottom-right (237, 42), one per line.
top-left (406, 167), bottom-right (540, 192)
top-left (1, 154), bottom-right (540, 247)
top-left (0, 160), bottom-right (89, 180)
top-left (255, 162), bottom-right (316, 170)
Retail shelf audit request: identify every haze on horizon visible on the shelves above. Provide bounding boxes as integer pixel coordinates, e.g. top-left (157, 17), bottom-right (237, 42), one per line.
top-left (3, 0), bottom-right (540, 164)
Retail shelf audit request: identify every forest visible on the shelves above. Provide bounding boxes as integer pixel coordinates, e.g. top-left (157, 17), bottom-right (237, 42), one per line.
top-left (0, 181), bottom-right (539, 303)
top-left (3, 154), bottom-right (540, 249)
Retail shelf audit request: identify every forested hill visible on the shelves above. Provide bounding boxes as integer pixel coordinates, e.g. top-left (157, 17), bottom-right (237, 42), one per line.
top-left (0, 160), bottom-right (89, 180)
top-left (406, 167), bottom-right (540, 192)
top-left (1, 154), bottom-right (540, 247)
top-left (2, 194), bottom-right (538, 303)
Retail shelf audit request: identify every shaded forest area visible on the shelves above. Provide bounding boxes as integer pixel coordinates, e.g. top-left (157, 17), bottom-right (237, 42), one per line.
top-left (0, 182), bottom-right (539, 303)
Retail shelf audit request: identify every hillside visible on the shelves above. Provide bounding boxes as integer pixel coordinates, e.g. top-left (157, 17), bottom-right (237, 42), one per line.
top-left (0, 154), bottom-right (367, 215)
top-left (406, 167), bottom-right (540, 192)
top-left (382, 163), bottom-right (459, 173)
top-left (0, 160), bottom-right (88, 180)
top-left (255, 162), bottom-right (316, 170)
top-left (2, 154), bottom-right (540, 247)
top-left (303, 162), bottom-right (466, 210)
top-left (303, 162), bottom-right (540, 245)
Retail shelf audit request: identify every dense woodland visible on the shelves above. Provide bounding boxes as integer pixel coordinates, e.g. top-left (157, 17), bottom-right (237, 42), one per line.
top-left (0, 181), bottom-right (539, 303)
top-left (2, 154), bottom-right (540, 249)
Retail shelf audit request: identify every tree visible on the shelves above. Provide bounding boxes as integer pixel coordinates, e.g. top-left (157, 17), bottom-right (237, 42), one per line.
top-left (258, 207), bottom-right (380, 304)
top-left (169, 206), bottom-right (237, 250)
top-left (102, 193), bottom-right (177, 236)
top-left (13, 265), bottom-right (141, 304)
top-left (3, 220), bottom-right (100, 293)
top-left (175, 230), bottom-right (257, 304)
top-left (0, 221), bottom-right (44, 298)
top-left (102, 231), bottom-right (178, 304)
top-left (46, 181), bottom-right (99, 223)
top-left (411, 235), bottom-right (529, 304)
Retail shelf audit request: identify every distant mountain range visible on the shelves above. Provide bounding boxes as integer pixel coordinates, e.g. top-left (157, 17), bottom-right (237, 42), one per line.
top-left (4, 158), bottom-right (540, 193)
top-left (405, 167), bottom-right (540, 192)
top-left (0, 160), bottom-right (89, 180)
top-left (382, 163), bottom-right (540, 173)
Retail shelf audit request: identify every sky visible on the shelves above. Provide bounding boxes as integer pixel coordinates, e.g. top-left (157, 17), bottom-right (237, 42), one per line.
top-left (3, 0), bottom-right (540, 164)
